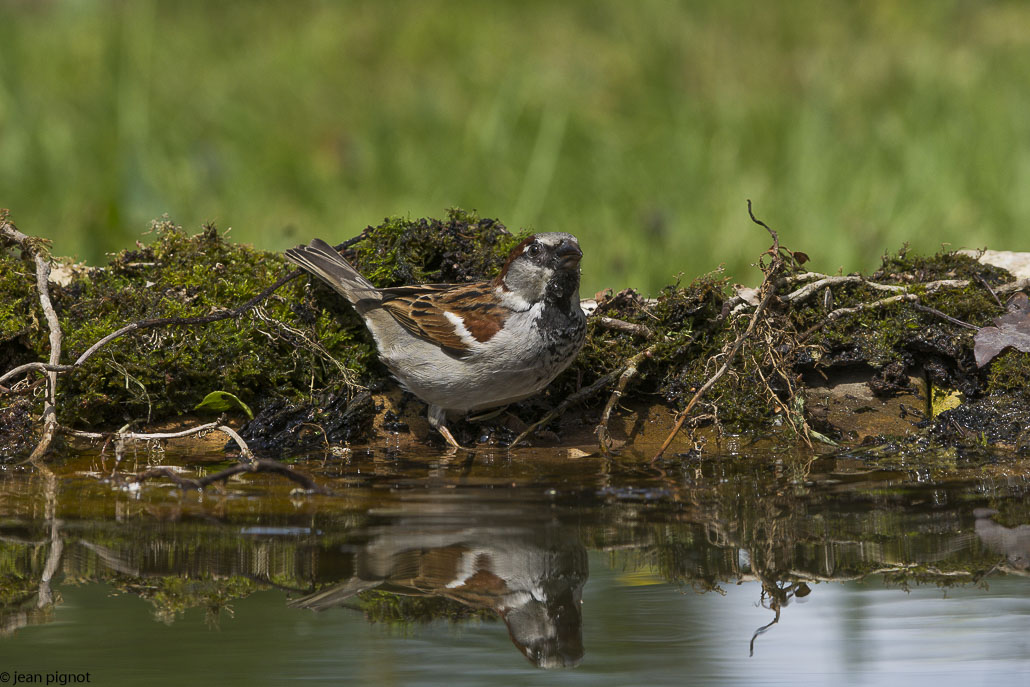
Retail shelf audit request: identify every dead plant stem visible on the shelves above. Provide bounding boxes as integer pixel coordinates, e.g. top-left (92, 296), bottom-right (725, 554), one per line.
top-left (652, 201), bottom-right (784, 462)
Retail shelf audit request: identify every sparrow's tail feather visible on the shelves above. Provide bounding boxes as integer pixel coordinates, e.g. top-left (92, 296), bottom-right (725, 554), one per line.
top-left (284, 238), bottom-right (381, 306)
top-left (286, 576), bottom-right (378, 611)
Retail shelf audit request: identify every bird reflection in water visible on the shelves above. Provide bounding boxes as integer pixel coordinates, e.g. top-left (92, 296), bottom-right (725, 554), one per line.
top-left (974, 508), bottom-right (1030, 571)
top-left (290, 499), bottom-right (588, 669)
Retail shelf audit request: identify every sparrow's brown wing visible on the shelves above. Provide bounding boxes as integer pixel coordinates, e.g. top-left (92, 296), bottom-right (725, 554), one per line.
top-left (378, 282), bottom-right (510, 358)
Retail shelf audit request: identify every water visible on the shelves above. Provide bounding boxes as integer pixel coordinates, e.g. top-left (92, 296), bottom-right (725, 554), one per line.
top-left (0, 447), bottom-right (1028, 685)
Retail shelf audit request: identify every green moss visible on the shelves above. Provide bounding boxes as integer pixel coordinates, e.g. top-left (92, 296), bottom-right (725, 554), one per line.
top-left (0, 242), bottom-right (48, 373)
top-left (48, 217), bottom-right (371, 427)
top-left (985, 350), bottom-right (1030, 399)
top-left (555, 272), bottom-right (728, 400)
top-left (874, 245), bottom-right (1012, 286)
top-left (800, 249), bottom-right (1008, 380)
top-left (350, 207), bottom-right (525, 287)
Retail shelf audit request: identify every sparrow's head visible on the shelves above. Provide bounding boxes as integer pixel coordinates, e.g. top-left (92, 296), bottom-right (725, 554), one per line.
top-left (496, 233), bottom-right (582, 305)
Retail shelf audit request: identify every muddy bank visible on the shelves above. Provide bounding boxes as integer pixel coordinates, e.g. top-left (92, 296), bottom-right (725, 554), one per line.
top-left (3, 208), bottom-right (1030, 461)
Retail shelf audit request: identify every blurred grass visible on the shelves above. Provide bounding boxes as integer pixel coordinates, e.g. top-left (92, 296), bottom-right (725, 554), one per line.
top-left (2, 0), bottom-right (1030, 295)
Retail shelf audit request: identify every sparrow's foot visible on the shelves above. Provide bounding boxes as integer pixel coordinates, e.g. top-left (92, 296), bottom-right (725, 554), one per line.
top-left (428, 404), bottom-right (471, 451)
top-left (436, 424), bottom-right (466, 451)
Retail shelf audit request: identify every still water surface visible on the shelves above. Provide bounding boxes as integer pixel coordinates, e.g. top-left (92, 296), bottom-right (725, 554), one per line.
top-left (0, 447), bottom-right (1027, 685)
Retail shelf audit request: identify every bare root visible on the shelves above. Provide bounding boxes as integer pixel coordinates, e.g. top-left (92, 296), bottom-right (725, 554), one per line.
top-left (652, 200), bottom-right (786, 461)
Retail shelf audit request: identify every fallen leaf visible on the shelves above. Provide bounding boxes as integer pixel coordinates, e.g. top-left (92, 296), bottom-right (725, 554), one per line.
top-left (974, 293), bottom-right (1030, 368)
top-left (194, 390), bottom-right (254, 419)
top-left (930, 386), bottom-right (963, 417)
top-left (733, 285), bottom-right (761, 306)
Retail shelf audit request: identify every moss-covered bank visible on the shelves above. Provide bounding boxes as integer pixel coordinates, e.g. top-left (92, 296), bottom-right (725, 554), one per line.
top-left (2, 208), bottom-right (1030, 460)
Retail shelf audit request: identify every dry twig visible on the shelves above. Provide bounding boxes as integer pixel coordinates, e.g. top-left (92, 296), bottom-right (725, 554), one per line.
top-left (786, 275), bottom-right (903, 303)
top-left (1, 220), bottom-right (63, 462)
top-left (595, 346), bottom-right (655, 452)
top-left (595, 316), bottom-right (653, 338)
top-left (652, 201), bottom-right (785, 462)
top-left (509, 369), bottom-right (622, 447)
top-left (798, 293), bottom-right (918, 340)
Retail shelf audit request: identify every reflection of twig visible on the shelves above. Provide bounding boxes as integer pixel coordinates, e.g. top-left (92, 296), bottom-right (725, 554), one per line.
top-left (749, 575), bottom-right (810, 657)
top-left (749, 606), bottom-right (780, 657)
top-left (129, 458), bottom-right (326, 494)
top-left (79, 540), bottom-right (139, 576)
top-left (784, 564), bottom-right (990, 583)
top-left (653, 201), bottom-right (784, 461)
top-left (65, 421), bottom-right (256, 462)
top-left (38, 471), bottom-right (63, 608)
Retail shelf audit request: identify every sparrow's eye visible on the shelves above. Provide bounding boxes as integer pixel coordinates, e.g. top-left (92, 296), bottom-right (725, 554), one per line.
top-left (528, 243), bottom-right (542, 257)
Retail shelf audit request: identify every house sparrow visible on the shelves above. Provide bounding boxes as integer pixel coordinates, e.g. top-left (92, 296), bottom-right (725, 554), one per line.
top-left (284, 232), bottom-right (586, 448)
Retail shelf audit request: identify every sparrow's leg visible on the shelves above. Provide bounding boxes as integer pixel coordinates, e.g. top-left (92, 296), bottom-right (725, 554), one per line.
top-left (428, 404), bottom-right (465, 450)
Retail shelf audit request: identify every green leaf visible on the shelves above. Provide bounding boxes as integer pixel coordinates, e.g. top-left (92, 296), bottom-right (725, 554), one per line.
top-left (194, 391), bottom-right (253, 419)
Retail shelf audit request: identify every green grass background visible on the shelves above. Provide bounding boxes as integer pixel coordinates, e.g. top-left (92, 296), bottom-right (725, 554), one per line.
top-left (2, 0), bottom-right (1029, 296)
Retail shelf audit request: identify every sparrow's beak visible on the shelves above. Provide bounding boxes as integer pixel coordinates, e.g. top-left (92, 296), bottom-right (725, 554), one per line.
top-left (555, 240), bottom-right (583, 270)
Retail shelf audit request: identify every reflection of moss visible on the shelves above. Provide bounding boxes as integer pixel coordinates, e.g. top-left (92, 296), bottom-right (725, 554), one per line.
top-left (0, 574), bottom-right (38, 608)
top-left (356, 590), bottom-right (497, 626)
top-left (111, 574), bottom-right (257, 625)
